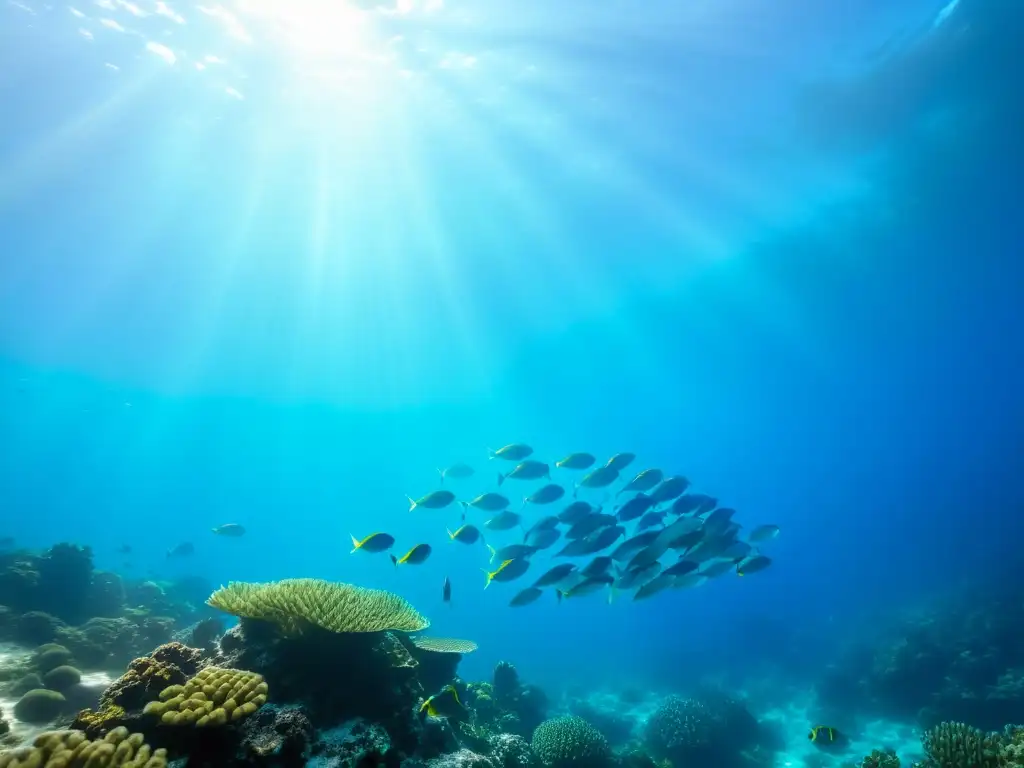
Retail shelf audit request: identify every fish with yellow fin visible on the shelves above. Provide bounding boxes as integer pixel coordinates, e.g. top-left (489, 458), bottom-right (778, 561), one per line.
top-left (419, 685), bottom-right (469, 722)
top-left (482, 558), bottom-right (530, 588)
top-left (350, 533), bottom-right (396, 554)
top-left (808, 726), bottom-right (850, 750)
top-left (447, 524), bottom-right (482, 545)
top-left (391, 543), bottom-right (432, 566)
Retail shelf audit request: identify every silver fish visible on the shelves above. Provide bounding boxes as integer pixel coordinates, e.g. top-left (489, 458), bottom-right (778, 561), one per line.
top-left (438, 463), bottom-right (475, 482)
top-left (615, 493), bottom-right (654, 522)
top-left (737, 555), bottom-right (771, 576)
top-left (648, 476), bottom-right (690, 506)
top-left (560, 575), bottom-right (613, 599)
top-left (662, 559), bottom-right (699, 578)
top-left (462, 492), bottom-right (510, 512)
top-left (488, 444), bottom-right (534, 461)
top-left (749, 524), bottom-right (780, 543)
top-left (556, 452), bottom-right (596, 470)
top-left (408, 490), bottom-right (456, 511)
top-left (533, 563), bottom-right (577, 587)
top-left (633, 573), bottom-right (674, 600)
top-left (618, 468), bottom-right (663, 495)
top-left (485, 510), bottom-right (522, 531)
top-left (636, 511), bottom-right (667, 531)
top-left (524, 483), bottom-right (566, 506)
top-left (489, 543), bottom-right (535, 562)
top-left (605, 453), bottom-right (636, 472)
top-left (524, 527), bottom-right (561, 550)
top-left (498, 460), bottom-right (550, 486)
top-left (509, 587), bottom-right (544, 607)
top-left (575, 466), bottom-right (619, 496)
top-left (610, 530), bottom-right (660, 562)
top-left (580, 556), bottom-right (614, 578)
top-left (558, 501), bottom-right (595, 524)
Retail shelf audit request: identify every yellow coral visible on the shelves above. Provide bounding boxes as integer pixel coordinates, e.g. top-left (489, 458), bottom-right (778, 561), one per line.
top-left (0, 727), bottom-right (166, 768)
top-left (142, 667), bottom-right (267, 727)
top-left (411, 637), bottom-right (478, 654)
top-left (207, 579), bottom-right (430, 635)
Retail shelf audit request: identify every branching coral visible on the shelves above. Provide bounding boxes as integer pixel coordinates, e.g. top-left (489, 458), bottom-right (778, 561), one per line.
top-left (142, 667), bottom-right (267, 727)
top-left (207, 579), bottom-right (430, 635)
top-left (0, 727), bottom-right (166, 768)
top-left (920, 722), bottom-right (1003, 767)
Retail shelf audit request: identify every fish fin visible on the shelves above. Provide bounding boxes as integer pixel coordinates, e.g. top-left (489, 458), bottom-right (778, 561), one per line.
top-left (487, 447), bottom-right (496, 460)
top-left (437, 468), bottom-right (445, 484)
top-left (608, 587), bottom-right (617, 604)
top-left (486, 544), bottom-right (496, 563)
top-left (350, 534), bottom-right (361, 554)
top-left (390, 554), bottom-right (398, 567)
top-left (481, 568), bottom-right (492, 588)
top-left (407, 496), bottom-right (417, 512)
top-left (496, 471), bottom-right (505, 486)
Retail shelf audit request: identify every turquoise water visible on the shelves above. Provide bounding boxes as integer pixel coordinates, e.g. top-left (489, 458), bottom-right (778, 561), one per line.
top-left (2, 1), bottom-right (1023, 763)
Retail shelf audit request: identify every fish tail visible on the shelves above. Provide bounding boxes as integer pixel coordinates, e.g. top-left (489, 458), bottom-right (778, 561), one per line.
top-left (349, 534), bottom-right (361, 554)
top-left (496, 472), bottom-right (505, 486)
top-left (608, 587), bottom-right (617, 604)
top-left (486, 447), bottom-right (496, 460)
top-left (436, 468), bottom-right (445, 484)
top-left (481, 568), bottom-right (493, 588)
top-left (407, 496), bottom-right (417, 512)
top-left (447, 528), bottom-right (456, 542)
top-left (486, 544), bottom-right (496, 563)
top-left (390, 555), bottom-right (399, 567)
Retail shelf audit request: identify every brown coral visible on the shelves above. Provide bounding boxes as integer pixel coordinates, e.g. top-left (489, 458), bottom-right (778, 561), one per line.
top-left (142, 667), bottom-right (267, 727)
top-left (0, 727), bottom-right (166, 768)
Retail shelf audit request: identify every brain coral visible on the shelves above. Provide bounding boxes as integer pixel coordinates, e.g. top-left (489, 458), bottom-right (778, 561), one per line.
top-left (142, 667), bottom-right (267, 727)
top-left (0, 727), bottom-right (166, 768)
top-left (207, 579), bottom-right (430, 635)
top-left (643, 695), bottom-right (729, 764)
top-left (531, 716), bottom-right (610, 768)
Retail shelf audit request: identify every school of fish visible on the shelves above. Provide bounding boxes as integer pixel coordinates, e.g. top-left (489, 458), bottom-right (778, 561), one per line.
top-left (350, 444), bottom-right (782, 607)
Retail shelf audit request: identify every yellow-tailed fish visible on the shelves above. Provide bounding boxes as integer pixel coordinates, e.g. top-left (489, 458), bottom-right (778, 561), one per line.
top-left (391, 543), bottom-right (433, 566)
top-left (481, 558), bottom-right (533, 588)
top-left (420, 685), bottom-right (468, 721)
top-left (350, 532), bottom-right (396, 554)
top-left (447, 524), bottom-right (482, 545)
top-left (408, 490), bottom-right (456, 511)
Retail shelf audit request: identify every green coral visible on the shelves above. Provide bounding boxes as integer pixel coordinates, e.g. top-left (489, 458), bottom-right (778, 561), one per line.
top-left (13, 689), bottom-right (66, 724)
top-left (0, 727), bottom-right (166, 768)
top-left (43, 666), bottom-right (82, 692)
top-left (531, 716), bottom-right (610, 768)
top-left (34, 645), bottom-right (73, 673)
top-left (141, 667), bottom-right (267, 727)
top-left (920, 722), bottom-right (1002, 768)
top-left (861, 748), bottom-right (900, 768)
top-left (207, 579), bottom-right (430, 635)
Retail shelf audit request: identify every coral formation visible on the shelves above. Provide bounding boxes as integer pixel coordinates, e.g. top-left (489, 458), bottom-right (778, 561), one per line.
top-left (142, 667), bottom-right (267, 727)
top-left (861, 748), bottom-right (900, 767)
top-left (412, 638), bottom-right (479, 654)
top-left (13, 689), bottom-right (67, 725)
top-left (919, 721), bottom-right (1002, 767)
top-left (207, 579), bottom-right (430, 635)
top-left (530, 716), bottom-right (610, 768)
top-left (43, 665), bottom-right (82, 692)
top-left (0, 727), bottom-right (166, 768)
top-left (642, 693), bottom-right (758, 768)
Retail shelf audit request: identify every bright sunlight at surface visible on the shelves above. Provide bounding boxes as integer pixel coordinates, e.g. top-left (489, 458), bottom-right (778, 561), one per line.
top-left (0, 0), bottom-right (964, 407)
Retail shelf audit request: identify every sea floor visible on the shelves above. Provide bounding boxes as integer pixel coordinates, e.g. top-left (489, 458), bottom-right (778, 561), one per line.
top-left (757, 694), bottom-right (924, 767)
top-left (0, 643), bottom-right (114, 748)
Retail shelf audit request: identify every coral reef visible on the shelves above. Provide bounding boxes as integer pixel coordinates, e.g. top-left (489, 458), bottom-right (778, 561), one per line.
top-left (142, 667), bottom-right (267, 726)
top-left (530, 716), bottom-right (610, 768)
top-left (462, 663), bottom-right (548, 740)
top-left (861, 748), bottom-right (900, 768)
top-left (0, 727), bottom-right (166, 768)
top-left (642, 693), bottom-right (759, 768)
top-left (207, 579), bottom-right (430, 635)
top-left (918, 721), bottom-right (1002, 767)
top-left (13, 690), bottom-right (66, 725)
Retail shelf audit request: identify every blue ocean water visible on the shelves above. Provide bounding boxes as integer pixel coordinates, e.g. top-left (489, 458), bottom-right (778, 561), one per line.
top-left (1, 0), bottom-right (1022, 763)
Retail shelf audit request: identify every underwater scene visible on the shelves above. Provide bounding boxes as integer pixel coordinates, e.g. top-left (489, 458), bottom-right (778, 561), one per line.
top-left (1, 0), bottom-right (1023, 767)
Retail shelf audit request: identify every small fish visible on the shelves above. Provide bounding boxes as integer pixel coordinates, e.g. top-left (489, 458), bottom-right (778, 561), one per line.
top-left (211, 523), bottom-right (246, 537)
top-left (693, 495), bottom-right (718, 515)
top-left (438, 463), bottom-right (475, 483)
top-left (488, 543), bottom-right (535, 563)
top-left (498, 460), bottom-right (550, 486)
top-left (615, 493), bottom-right (654, 522)
top-left (648, 476), bottom-right (690, 506)
top-left (580, 556), bottom-right (614, 578)
top-left (533, 563), bottom-right (577, 587)
top-left (575, 466), bottom-right (619, 496)
top-left (408, 490), bottom-right (456, 511)
top-left (662, 559), bottom-right (699, 578)
top-left (558, 501), bottom-right (595, 524)
top-left (618, 469), bottom-right (663, 495)
top-left (736, 555), bottom-right (771, 576)
top-left (566, 513), bottom-right (616, 540)
top-left (525, 516), bottom-right (560, 535)
top-left (167, 542), bottom-right (194, 558)
top-left (636, 511), bottom-right (667, 531)
top-left (555, 452), bottom-right (596, 470)
top-left (671, 495), bottom-right (703, 516)
top-left (485, 510), bottom-right (522, 531)
top-left (749, 524), bottom-right (780, 543)
top-left (483, 558), bottom-right (530, 587)
top-left (524, 527), bottom-right (561, 550)
top-left (391, 543), bottom-right (433, 566)
top-left (686, 535), bottom-right (734, 563)
top-left (488, 444), bottom-right (534, 461)
top-left (443, 576), bottom-right (451, 604)
top-left (462, 492), bottom-right (510, 512)
top-left (350, 532), bottom-right (397, 554)
top-left (559, 575), bottom-right (613, 599)
top-left (611, 530), bottom-right (660, 562)
top-left (558, 525), bottom-right (624, 557)
top-left (420, 685), bottom-right (469, 721)
top-left (447, 525), bottom-right (482, 545)
top-left (116, 544), bottom-right (132, 555)
top-left (605, 453), bottom-right (636, 471)
top-left (634, 573), bottom-right (675, 600)
top-left (721, 541), bottom-right (752, 561)
top-left (703, 507), bottom-right (736, 533)
top-left (808, 726), bottom-right (849, 749)
top-left (509, 587), bottom-right (544, 607)
top-left (523, 483), bottom-right (565, 506)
